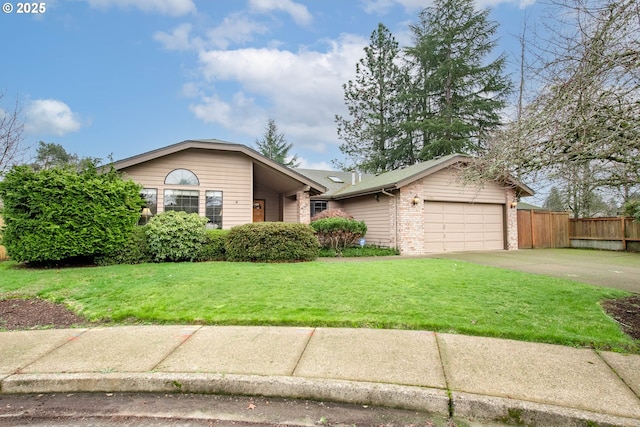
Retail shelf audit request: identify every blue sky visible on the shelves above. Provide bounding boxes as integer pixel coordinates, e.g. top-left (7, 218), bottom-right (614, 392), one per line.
top-left (1, 0), bottom-right (538, 170)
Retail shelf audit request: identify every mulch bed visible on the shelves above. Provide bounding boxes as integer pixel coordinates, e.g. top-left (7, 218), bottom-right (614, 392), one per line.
top-left (601, 295), bottom-right (640, 341)
top-left (1, 297), bottom-right (639, 345)
top-left (0, 299), bottom-right (93, 330)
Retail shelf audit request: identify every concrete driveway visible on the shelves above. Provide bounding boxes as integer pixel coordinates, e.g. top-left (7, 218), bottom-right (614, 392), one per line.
top-left (436, 248), bottom-right (640, 293)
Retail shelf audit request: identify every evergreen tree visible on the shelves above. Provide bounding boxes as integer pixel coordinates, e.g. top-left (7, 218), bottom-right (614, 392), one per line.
top-left (543, 186), bottom-right (565, 212)
top-left (335, 23), bottom-right (410, 173)
top-left (255, 119), bottom-right (299, 168)
top-left (32, 141), bottom-right (78, 170)
top-left (405, 0), bottom-right (511, 159)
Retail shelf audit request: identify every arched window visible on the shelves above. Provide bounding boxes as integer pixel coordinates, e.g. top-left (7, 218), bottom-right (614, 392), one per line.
top-left (165, 169), bottom-right (199, 185)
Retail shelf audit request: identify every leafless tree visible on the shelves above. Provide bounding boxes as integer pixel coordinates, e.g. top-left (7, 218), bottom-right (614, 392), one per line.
top-left (0, 94), bottom-right (26, 175)
top-left (468, 0), bottom-right (640, 206)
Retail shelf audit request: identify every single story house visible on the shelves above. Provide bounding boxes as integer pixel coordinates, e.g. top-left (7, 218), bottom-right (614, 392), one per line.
top-left (112, 139), bottom-right (534, 255)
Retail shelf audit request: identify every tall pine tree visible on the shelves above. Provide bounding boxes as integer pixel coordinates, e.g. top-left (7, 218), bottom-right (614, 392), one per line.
top-left (405, 0), bottom-right (511, 159)
top-left (255, 119), bottom-right (299, 168)
top-left (335, 23), bottom-right (410, 173)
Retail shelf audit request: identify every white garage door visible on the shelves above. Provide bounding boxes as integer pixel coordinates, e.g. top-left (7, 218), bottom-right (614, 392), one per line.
top-left (425, 202), bottom-right (504, 252)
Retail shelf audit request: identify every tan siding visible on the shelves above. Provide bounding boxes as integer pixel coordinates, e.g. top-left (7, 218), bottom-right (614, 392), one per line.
top-left (423, 168), bottom-right (507, 204)
top-left (342, 194), bottom-right (391, 246)
top-left (120, 148), bottom-right (252, 228)
top-left (283, 196), bottom-right (298, 222)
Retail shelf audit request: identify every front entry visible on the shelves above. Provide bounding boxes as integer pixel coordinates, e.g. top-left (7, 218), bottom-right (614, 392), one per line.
top-left (253, 199), bottom-right (265, 222)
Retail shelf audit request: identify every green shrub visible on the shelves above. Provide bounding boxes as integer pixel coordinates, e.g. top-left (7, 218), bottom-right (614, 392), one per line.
top-left (198, 229), bottom-right (229, 261)
top-left (0, 164), bottom-right (144, 263)
top-left (96, 226), bottom-right (151, 265)
top-left (225, 222), bottom-right (319, 262)
top-left (310, 217), bottom-right (367, 250)
top-left (145, 211), bottom-right (208, 262)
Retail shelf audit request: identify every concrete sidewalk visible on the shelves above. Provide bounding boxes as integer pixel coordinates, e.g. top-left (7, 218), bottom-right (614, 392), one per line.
top-left (1, 326), bottom-right (639, 426)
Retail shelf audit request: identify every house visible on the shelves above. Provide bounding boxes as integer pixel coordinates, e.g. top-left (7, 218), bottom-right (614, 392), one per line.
top-left (113, 139), bottom-right (534, 255)
top-left (111, 140), bottom-right (326, 228)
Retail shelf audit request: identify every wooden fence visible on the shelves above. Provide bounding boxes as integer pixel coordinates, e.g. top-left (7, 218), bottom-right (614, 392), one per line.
top-left (570, 217), bottom-right (640, 252)
top-left (517, 210), bottom-right (570, 249)
top-left (517, 210), bottom-right (640, 251)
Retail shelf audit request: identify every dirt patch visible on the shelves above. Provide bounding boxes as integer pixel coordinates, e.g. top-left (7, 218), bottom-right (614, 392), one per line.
top-left (0, 299), bottom-right (94, 330)
top-left (601, 295), bottom-right (640, 341)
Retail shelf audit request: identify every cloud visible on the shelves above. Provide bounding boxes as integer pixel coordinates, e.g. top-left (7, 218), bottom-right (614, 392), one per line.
top-left (190, 34), bottom-right (367, 152)
top-left (248, 0), bottom-right (313, 26)
top-left (206, 12), bottom-right (270, 49)
top-left (25, 99), bottom-right (83, 136)
top-left (155, 14), bottom-right (270, 51)
top-left (83, 0), bottom-right (196, 16)
top-left (154, 23), bottom-right (198, 51)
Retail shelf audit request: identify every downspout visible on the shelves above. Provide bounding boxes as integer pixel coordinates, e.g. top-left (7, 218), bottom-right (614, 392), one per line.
top-left (381, 188), bottom-right (398, 251)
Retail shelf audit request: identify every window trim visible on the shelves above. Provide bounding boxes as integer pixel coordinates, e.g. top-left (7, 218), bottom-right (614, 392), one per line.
top-left (164, 168), bottom-right (200, 186)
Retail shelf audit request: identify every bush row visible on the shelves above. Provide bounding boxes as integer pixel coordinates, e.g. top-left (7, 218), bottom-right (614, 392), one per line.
top-left (98, 212), bottom-right (319, 265)
top-left (98, 210), bottom-right (376, 264)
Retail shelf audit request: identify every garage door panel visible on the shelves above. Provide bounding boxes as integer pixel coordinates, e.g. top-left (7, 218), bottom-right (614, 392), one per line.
top-left (425, 202), bottom-right (504, 252)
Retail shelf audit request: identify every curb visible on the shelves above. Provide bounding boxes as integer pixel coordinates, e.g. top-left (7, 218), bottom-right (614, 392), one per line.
top-left (2, 373), bottom-right (639, 426)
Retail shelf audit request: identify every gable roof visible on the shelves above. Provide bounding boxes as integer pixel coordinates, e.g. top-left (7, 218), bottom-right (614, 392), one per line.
top-left (111, 139), bottom-right (327, 196)
top-left (296, 154), bottom-right (534, 200)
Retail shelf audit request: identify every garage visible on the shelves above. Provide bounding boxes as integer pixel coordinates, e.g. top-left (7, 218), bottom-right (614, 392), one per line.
top-left (425, 202), bottom-right (505, 252)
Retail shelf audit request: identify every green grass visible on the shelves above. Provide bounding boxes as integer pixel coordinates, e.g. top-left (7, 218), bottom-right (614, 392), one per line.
top-left (0, 259), bottom-right (635, 352)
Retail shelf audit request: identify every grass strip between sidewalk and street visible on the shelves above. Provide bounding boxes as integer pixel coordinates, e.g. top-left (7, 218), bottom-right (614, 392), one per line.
top-left (0, 258), bottom-right (636, 352)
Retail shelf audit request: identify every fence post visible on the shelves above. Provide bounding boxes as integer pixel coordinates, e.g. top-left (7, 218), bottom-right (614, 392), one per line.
top-left (621, 216), bottom-right (626, 251)
top-left (530, 210), bottom-right (535, 248)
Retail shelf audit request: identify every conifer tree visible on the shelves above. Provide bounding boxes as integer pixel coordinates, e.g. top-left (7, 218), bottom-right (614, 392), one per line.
top-left (335, 23), bottom-right (410, 173)
top-left (405, 0), bottom-right (511, 159)
top-left (255, 118), bottom-right (299, 168)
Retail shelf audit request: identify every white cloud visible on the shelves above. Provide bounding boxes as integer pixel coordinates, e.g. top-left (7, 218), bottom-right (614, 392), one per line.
top-left (25, 99), bottom-right (83, 136)
top-left (297, 157), bottom-right (334, 170)
top-left (84, 0), bottom-right (196, 16)
top-left (190, 34), bottom-right (367, 152)
top-left (206, 13), bottom-right (270, 49)
top-left (248, 0), bottom-right (313, 26)
top-left (154, 23), bottom-right (199, 51)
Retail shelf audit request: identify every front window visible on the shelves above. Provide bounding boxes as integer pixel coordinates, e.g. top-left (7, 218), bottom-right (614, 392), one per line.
top-left (206, 191), bottom-right (223, 228)
top-left (139, 188), bottom-right (157, 225)
top-left (140, 188), bottom-right (158, 215)
top-left (164, 189), bottom-right (199, 214)
top-left (311, 200), bottom-right (328, 218)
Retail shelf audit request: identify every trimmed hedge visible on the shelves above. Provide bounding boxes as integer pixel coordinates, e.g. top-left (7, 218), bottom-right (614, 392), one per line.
top-left (96, 226), bottom-right (151, 266)
top-left (225, 222), bottom-right (319, 262)
top-left (0, 164), bottom-right (144, 263)
top-left (310, 217), bottom-right (367, 250)
top-left (145, 211), bottom-right (208, 262)
top-left (198, 229), bottom-right (229, 261)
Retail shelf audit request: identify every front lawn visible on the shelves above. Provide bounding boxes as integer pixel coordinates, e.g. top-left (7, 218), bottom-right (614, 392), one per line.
top-left (0, 259), bottom-right (635, 352)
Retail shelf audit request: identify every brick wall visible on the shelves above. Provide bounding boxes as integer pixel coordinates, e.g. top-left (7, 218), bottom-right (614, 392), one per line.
top-left (397, 179), bottom-right (425, 255)
top-left (505, 188), bottom-right (518, 250)
top-left (296, 190), bottom-right (310, 224)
